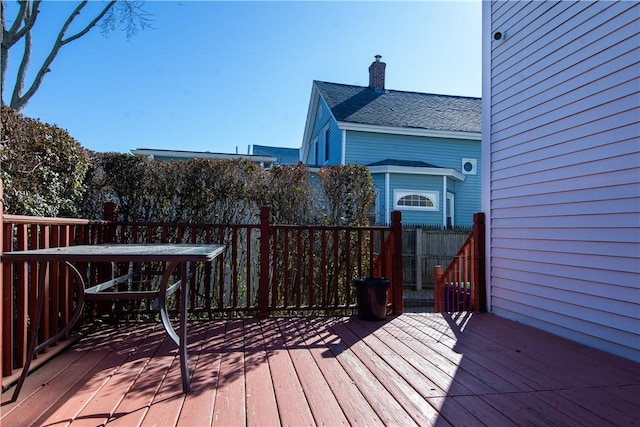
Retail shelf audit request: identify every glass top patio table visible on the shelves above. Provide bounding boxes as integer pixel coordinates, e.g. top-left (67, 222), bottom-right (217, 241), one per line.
top-left (4, 243), bottom-right (225, 402)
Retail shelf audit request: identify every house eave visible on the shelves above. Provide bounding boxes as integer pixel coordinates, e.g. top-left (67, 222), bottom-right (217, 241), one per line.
top-left (367, 165), bottom-right (466, 181)
top-left (131, 149), bottom-right (276, 163)
top-left (336, 122), bottom-right (481, 140)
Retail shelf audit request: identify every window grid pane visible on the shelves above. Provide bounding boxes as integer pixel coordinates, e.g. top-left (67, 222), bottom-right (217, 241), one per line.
top-left (398, 194), bottom-right (433, 207)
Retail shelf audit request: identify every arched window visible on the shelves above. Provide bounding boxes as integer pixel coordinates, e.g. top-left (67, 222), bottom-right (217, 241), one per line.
top-left (394, 190), bottom-right (438, 211)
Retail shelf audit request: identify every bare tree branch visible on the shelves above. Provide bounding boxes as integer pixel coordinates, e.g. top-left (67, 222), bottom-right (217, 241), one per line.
top-left (60, 1), bottom-right (115, 45)
top-left (4, 0), bottom-right (40, 48)
top-left (1, 0), bottom-right (150, 110)
top-left (10, 3), bottom-right (33, 110)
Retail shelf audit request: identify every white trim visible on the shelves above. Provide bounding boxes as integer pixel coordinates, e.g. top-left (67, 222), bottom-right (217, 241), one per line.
top-left (131, 148), bottom-right (275, 163)
top-left (481, 0), bottom-right (492, 312)
top-left (301, 82), bottom-right (342, 165)
top-left (385, 173), bottom-right (390, 224)
top-left (447, 192), bottom-right (455, 227)
top-left (341, 129), bottom-right (346, 165)
top-left (300, 85), bottom-right (319, 163)
top-left (368, 165), bottom-right (466, 181)
top-left (442, 176), bottom-right (447, 225)
top-left (394, 189), bottom-right (439, 211)
top-left (336, 121), bottom-right (481, 140)
top-left (321, 124), bottom-right (330, 164)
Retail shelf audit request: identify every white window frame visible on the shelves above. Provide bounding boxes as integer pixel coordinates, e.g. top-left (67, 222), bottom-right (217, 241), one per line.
top-left (393, 190), bottom-right (439, 211)
top-left (446, 192), bottom-right (455, 227)
top-left (311, 137), bottom-right (318, 164)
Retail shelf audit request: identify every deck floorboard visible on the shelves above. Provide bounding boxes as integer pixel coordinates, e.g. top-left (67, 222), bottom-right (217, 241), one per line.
top-left (2, 312), bottom-right (638, 427)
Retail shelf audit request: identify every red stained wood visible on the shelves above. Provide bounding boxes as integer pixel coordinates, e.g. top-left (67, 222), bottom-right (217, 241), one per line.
top-left (275, 317), bottom-right (349, 426)
top-left (176, 321), bottom-right (225, 427)
top-left (260, 318), bottom-right (316, 427)
top-left (211, 320), bottom-right (247, 427)
top-left (295, 317), bottom-right (383, 426)
top-left (329, 320), bottom-right (433, 426)
top-left (69, 326), bottom-right (167, 426)
top-left (243, 319), bottom-right (280, 427)
top-left (1, 313), bottom-right (638, 427)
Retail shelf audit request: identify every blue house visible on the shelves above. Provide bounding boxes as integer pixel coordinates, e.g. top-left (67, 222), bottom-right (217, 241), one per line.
top-left (251, 144), bottom-right (300, 166)
top-left (300, 56), bottom-right (482, 226)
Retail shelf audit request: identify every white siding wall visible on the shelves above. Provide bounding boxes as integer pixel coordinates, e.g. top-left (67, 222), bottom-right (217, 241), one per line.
top-left (485, 1), bottom-right (640, 361)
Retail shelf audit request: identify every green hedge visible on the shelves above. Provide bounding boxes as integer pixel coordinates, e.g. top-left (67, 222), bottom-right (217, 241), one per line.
top-left (0, 105), bottom-right (90, 217)
top-left (2, 107), bottom-right (374, 225)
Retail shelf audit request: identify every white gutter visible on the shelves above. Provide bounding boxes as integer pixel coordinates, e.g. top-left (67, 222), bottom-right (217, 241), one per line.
top-left (385, 172), bottom-right (390, 224)
top-left (367, 165), bottom-right (466, 182)
top-left (336, 122), bottom-right (481, 141)
top-left (341, 129), bottom-right (346, 165)
top-left (442, 176), bottom-right (447, 226)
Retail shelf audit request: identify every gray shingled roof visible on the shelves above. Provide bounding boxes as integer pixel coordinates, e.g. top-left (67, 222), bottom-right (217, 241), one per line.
top-left (315, 81), bottom-right (481, 133)
top-left (367, 159), bottom-right (442, 168)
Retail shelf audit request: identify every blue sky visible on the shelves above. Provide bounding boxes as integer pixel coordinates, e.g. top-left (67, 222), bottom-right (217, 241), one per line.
top-left (4, 1), bottom-right (482, 155)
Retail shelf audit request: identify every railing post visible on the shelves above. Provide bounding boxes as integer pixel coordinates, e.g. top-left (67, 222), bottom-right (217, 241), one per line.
top-left (473, 212), bottom-right (487, 312)
top-left (259, 207), bottom-right (271, 317)
top-left (0, 180), bottom-right (3, 390)
top-left (103, 202), bottom-right (118, 243)
top-left (391, 210), bottom-right (403, 314)
top-left (434, 265), bottom-right (444, 312)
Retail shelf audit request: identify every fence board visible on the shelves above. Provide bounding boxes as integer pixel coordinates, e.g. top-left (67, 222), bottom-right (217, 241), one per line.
top-left (401, 226), bottom-right (473, 291)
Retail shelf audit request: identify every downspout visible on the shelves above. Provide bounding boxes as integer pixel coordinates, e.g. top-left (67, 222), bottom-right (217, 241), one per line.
top-left (442, 176), bottom-right (447, 227)
top-left (385, 172), bottom-right (390, 224)
top-left (341, 129), bottom-right (346, 165)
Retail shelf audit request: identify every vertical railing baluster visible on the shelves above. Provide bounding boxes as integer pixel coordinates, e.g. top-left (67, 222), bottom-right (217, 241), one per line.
top-left (232, 226), bottom-right (239, 309)
top-left (345, 229), bottom-right (352, 307)
top-left (320, 229), bottom-right (327, 307)
top-left (332, 229), bottom-right (339, 308)
top-left (295, 228), bottom-right (302, 308)
top-left (308, 229), bottom-right (315, 308)
top-left (283, 228), bottom-right (290, 308)
top-left (245, 227), bottom-right (252, 310)
top-left (2, 222), bottom-right (15, 376)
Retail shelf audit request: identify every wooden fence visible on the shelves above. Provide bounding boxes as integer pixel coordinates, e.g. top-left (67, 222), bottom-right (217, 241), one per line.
top-left (401, 226), bottom-right (474, 291)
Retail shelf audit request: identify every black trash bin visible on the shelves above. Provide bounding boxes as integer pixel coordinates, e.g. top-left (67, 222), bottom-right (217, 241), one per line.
top-left (354, 277), bottom-right (390, 321)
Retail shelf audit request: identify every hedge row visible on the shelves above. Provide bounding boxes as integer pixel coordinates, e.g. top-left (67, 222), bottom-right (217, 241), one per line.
top-left (1, 106), bottom-right (374, 225)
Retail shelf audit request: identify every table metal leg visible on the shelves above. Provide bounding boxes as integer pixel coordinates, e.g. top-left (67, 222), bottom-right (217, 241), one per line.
top-left (179, 262), bottom-right (190, 392)
top-left (11, 262), bottom-right (48, 402)
top-left (11, 262), bottom-right (87, 402)
top-left (157, 260), bottom-right (190, 393)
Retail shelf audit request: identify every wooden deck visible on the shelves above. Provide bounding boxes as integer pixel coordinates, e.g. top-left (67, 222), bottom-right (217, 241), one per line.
top-left (2, 312), bottom-right (639, 426)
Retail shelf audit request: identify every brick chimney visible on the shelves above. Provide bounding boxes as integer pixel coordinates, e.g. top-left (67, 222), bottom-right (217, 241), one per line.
top-left (368, 55), bottom-right (386, 92)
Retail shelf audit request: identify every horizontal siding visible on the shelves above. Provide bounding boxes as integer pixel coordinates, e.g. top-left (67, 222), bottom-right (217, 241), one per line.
top-left (388, 174), bottom-right (443, 225)
top-left (345, 131), bottom-right (481, 226)
top-left (326, 121), bottom-right (341, 166)
top-left (488, 0), bottom-right (640, 361)
top-left (344, 131), bottom-right (480, 169)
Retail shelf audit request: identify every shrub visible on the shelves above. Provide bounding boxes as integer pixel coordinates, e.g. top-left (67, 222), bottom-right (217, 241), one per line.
top-left (0, 105), bottom-right (89, 217)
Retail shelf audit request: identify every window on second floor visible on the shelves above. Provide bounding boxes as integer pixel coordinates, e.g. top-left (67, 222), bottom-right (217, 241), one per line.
top-left (314, 140), bottom-right (319, 164)
top-left (324, 128), bottom-right (330, 162)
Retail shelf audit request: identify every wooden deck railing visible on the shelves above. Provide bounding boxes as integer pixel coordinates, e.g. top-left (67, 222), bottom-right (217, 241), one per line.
top-left (0, 195), bottom-right (403, 384)
top-left (434, 212), bottom-right (486, 313)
